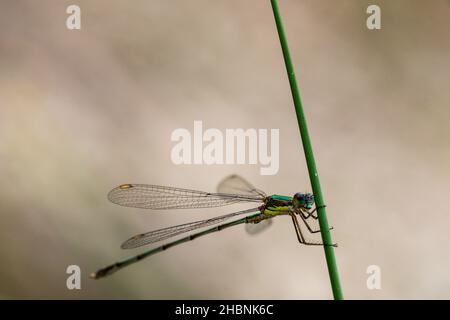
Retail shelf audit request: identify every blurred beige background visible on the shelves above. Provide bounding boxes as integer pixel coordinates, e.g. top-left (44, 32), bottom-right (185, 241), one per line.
top-left (0, 0), bottom-right (449, 299)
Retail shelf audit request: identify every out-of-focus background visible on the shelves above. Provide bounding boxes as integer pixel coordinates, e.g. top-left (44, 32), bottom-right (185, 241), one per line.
top-left (0, 0), bottom-right (449, 299)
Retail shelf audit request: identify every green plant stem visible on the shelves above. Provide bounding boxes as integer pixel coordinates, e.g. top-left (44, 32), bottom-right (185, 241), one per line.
top-left (270, 0), bottom-right (343, 300)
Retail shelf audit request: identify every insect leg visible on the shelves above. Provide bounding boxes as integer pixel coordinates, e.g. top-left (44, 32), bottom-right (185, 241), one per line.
top-left (290, 212), bottom-right (305, 244)
top-left (290, 210), bottom-right (336, 247)
top-left (300, 207), bottom-right (334, 231)
top-left (289, 211), bottom-right (324, 246)
top-left (299, 213), bottom-right (337, 247)
top-left (298, 210), bottom-right (322, 233)
top-left (301, 205), bottom-right (327, 219)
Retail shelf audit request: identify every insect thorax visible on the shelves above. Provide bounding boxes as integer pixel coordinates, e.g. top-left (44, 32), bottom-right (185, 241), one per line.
top-left (264, 195), bottom-right (292, 215)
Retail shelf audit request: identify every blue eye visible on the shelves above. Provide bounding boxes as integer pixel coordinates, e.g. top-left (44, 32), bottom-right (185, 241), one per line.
top-left (293, 193), bottom-right (312, 209)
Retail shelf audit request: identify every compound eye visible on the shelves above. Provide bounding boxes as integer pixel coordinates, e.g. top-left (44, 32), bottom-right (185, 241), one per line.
top-left (294, 193), bottom-right (304, 201)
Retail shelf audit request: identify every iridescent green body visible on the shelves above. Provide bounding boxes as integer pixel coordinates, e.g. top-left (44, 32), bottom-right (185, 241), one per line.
top-left (264, 194), bottom-right (293, 215)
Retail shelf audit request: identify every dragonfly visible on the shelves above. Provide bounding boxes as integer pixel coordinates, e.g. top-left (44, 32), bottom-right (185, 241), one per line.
top-left (91, 175), bottom-right (335, 279)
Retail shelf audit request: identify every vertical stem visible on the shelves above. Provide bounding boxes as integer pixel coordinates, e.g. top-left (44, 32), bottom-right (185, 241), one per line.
top-left (270, 0), bottom-right (344, 300)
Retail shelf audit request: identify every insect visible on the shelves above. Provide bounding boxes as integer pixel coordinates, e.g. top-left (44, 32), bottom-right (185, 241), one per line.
top-left (91, 175), bottom-right (335, 279)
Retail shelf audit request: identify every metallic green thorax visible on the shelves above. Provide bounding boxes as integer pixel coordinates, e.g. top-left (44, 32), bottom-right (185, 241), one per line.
top-left (264, 194), bottom-right (293, 215)
top-left (271, 194), bottom-right (292, 201)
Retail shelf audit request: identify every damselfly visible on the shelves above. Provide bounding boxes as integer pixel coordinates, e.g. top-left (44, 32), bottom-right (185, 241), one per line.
top-left (91, 175), bottom-right (335, 279)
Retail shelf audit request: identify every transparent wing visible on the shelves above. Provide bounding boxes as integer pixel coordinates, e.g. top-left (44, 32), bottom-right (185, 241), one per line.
top-left (245, 219), bottom-right (273, 235)
top-left (121, 207), bottom-right (261, 249)
top-left (108, 184), bottom-right (264, 210)
top-left (217, 175), bottom-right (266, 197)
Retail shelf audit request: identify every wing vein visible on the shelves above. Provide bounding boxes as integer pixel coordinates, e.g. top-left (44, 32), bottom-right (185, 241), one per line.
top-left (108, 184), bottom-right (264, 210)
top-left (121, 207), bottom-right (261, 249)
